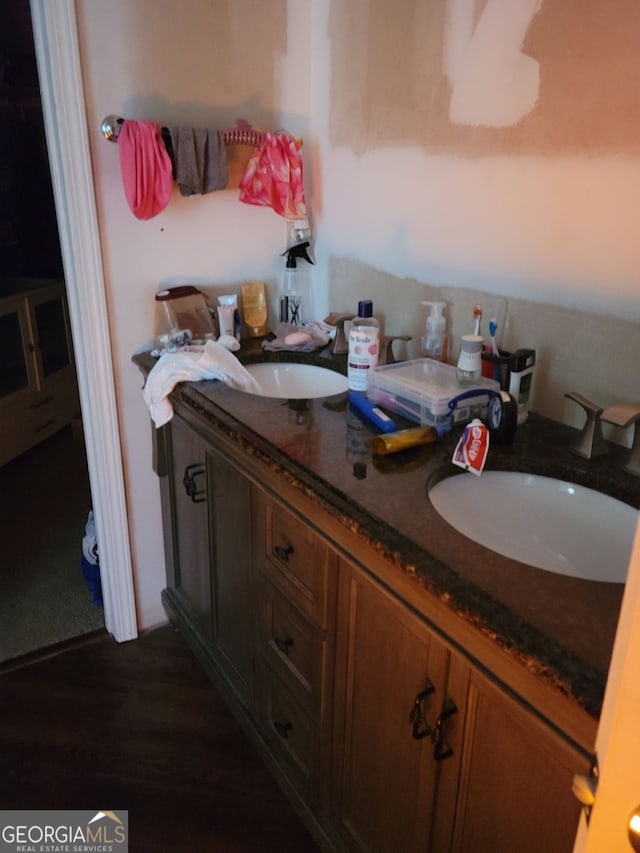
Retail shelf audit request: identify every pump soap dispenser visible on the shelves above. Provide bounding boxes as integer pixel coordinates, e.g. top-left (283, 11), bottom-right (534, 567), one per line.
top-left (422, 301), bottom-right (448, 362)
top-left (279, 241), bottom-right (314, 325)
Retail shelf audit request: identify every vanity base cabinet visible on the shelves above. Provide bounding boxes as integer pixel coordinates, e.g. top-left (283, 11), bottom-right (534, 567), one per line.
top-left (208, 449), bottom-right (255, 709)
top-left (442, 659), bottom-right (588, 853)
top-left (161, 414), bottom-right (256, 709)
top-left (253, 488), bottom-right (338, 816)
top-left (162, 416), bottom-right (212, 649)
top-left (156, 409), bottom-right (593, 853)
top-left (330, 557), bottom-right (590, 853)
top-left (331, 557), bottom-right (452, 853)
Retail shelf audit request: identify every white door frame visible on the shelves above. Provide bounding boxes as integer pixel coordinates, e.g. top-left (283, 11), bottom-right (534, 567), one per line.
top-left (573, 518), bottom-right (640, 851)
top-left (30, 0), bottom-right (137, 642)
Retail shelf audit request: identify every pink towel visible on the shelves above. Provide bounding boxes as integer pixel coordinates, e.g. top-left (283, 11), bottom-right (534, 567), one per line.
top-left (238, 133), bottom-right (307, 220)
top-left (118, 120), bottom-right (173, 220)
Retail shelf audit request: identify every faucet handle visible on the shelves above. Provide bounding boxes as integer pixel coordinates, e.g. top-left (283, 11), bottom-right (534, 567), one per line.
top-left (381, 335), bottom-right (412, 365)
top-left (324, 313), bottom-right (352, 355)
top-left (601, 403), bottom-right (640, 477)
top-left (564, 392), bottom-right (608, 459)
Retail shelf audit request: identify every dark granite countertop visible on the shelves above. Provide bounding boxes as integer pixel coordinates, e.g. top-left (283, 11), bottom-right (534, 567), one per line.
top-left (133, 343), bottom-right (640, 720)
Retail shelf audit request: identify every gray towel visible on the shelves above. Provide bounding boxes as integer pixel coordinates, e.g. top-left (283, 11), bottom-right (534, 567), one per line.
top-left (169, 126), bottom-right (228, 196)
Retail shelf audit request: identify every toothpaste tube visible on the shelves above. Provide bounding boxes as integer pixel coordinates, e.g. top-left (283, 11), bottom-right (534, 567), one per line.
top-left (452, 419), bottom-right (489, 476)
top-left (218, 294), bottom-right (241, 340)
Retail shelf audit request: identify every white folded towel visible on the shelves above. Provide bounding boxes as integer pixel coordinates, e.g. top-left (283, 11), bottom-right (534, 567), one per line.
top-left (143, 339), bottom-right (261, 427)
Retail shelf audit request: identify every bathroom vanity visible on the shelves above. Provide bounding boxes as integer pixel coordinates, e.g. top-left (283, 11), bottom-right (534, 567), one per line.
top-left (136, 349), bottom-right (638, 853)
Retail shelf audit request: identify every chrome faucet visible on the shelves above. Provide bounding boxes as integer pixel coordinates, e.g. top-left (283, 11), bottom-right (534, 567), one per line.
top-left (324, 314), bottom-right (411, 362)
top-left (564, 392), bottom-right (608, 459)
top-left (323, 313), bottom-right (351, 355)
top-left (380, 335), bottom-right (412, 365)
top-left (601, 403), bottom-right (640, 476)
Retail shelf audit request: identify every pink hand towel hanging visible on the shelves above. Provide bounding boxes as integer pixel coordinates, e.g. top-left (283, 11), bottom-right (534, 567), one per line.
top-left (118, 120), bottom-right (173, 220)
top-left (238, 133), bottom-right (307, 220)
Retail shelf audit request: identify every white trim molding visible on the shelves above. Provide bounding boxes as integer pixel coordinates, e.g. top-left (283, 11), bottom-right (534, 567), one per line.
top-left (30, 0), bottom-right (138, 642)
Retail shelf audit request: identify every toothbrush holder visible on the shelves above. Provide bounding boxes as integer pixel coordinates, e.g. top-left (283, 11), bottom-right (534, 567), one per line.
top-left (481, 349), bottom-right (512, 391)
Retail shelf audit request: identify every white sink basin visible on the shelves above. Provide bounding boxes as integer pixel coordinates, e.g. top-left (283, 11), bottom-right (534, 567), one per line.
top-left (241, 362), bottom-right (348, 399)
top-left (429, 471), bottom-right (638, 582)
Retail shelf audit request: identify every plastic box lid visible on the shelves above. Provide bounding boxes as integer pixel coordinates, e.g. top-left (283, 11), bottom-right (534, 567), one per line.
top-left (367, 358), bottom-right (500, 429)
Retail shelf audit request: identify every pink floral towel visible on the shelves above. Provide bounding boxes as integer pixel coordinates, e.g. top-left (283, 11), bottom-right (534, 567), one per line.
top-left (118, 120), bottom-right (173, 220)
top-left (239, 133), bottom-right (307, 220)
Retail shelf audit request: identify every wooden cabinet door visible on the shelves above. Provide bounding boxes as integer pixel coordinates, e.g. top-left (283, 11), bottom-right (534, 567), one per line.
top-left (208, 446), bottom-right (255, 708)
top-left (332, 558), bottom-right (451, 853)
top-left (28, 284), bottom-right (73, 381)
top-left (0, 296), bottom-right (37, 401)
top-left (165, 416), bottom-right (212, 645)
top-left (443, 657), bottom-right (590, 853)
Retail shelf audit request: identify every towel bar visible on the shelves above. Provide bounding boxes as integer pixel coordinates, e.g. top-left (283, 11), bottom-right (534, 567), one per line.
top-left (100, 115), bottom-right (266, 147)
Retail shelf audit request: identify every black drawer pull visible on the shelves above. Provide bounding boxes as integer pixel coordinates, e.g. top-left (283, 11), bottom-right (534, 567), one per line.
top-left (274, 719), bottom-right (292, 740)
top-left (30, 395), bottom-right (54, 410)
top-left (183, 463), bottom-right (206, 503)
top-left (409, 682), bottom-right (435, 740)
top-left (274, 635), bottom-right (293, 656)
top-left (274, 544), bottom-right (294, 562)
top-left (432, 699), bottom-right (458, 761)
top-left (34, 418), bottom-right (56, 433)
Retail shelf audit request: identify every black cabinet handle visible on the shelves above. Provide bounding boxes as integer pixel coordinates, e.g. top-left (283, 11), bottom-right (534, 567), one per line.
top-left (183, 463), bottom-right (206, 503)
top-left (30, 395), bottom-right (54, 410)
top-left (409, 682), bottom-right (435, 740)
top-left (34, 418), bottom-right (56, 433)
top-left (274, 635), bottom-right (293, 656)
top-left (274, 544), bottom-right (294, 562)
top-left (432, 699), bottom-right (458, 761)
top-left (274, 719), bottom-right (292, 740)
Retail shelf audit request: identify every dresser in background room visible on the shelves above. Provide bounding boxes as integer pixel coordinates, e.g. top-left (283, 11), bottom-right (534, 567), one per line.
top-left (0, 278), bottom-right (79, 467)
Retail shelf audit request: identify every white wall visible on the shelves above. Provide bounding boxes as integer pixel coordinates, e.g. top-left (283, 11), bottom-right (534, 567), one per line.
top-left (312, 0), bottom-right (640, 320)
top-left (77, 0), bottom-right (312, 628)
top-left (76, 0), bottom-right (639, 628)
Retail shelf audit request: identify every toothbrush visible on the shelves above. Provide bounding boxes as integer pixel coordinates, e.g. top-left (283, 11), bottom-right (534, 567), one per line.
top-left (489, 318), bottom-right (502, 385)
top-left (472, 304), bottom-right (482, 337)
top-left (489, 319), bottom-right (499, 356)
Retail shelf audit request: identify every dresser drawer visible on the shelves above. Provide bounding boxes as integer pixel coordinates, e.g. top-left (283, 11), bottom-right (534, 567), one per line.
top-left (256, 659), bottom-right (318, 791)
top-left (0, 392), bottom-right (65, 466)
top-left (261, 499), bottom-right (335, 630)
top-left (258, 578), bottom-right (330, 722)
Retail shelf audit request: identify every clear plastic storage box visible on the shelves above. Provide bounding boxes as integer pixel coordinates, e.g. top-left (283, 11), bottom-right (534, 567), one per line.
top-left (367, 358), bottom-right (500, 433)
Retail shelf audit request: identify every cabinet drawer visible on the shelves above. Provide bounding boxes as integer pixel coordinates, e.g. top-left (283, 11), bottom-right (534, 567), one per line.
top-left (0, 393), bottom-right (67, 466)
top-left (262, 500), bottom-right (333, 630)
top-left (28, 390), bottom-right (74, 440)
top-left (258, 578), bottom-right (329, 722)
top-left (256, 659), bottom-right (318, 791)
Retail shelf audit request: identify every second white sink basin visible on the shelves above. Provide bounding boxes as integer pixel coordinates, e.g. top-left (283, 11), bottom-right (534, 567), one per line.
top-left (429, 471), bottom-right (638, 583)
top-left (242, 362), bottom-right (348, 399)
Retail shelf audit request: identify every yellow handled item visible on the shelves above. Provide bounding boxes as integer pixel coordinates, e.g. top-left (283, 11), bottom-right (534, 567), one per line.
top-left (370, 426), bottom-right (438, 456)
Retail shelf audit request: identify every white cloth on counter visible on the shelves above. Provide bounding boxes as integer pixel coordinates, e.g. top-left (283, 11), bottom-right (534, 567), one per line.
top-left (143, 339), bottom-right (261, 427)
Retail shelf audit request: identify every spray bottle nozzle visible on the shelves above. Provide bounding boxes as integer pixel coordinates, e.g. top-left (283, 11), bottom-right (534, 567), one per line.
top-left (281, 241), bottom-right (315, 268)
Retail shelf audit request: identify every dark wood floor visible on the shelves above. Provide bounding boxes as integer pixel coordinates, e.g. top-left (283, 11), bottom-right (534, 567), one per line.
top-left (0, 624), bottom-right (318, 852)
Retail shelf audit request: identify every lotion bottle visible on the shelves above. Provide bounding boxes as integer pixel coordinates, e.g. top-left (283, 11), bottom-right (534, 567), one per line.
top-left (421, 301), bottom-right (448, 362)
top-left (348, 300), bottom-right (380, 392)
